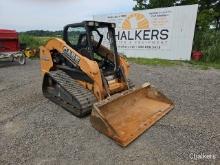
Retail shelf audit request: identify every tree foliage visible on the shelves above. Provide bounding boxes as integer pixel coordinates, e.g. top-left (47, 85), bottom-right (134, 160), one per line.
top-left (133, 0), bottom-right (148, 10)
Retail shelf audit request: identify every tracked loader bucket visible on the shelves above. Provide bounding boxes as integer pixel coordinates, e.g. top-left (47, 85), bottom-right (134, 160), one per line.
top-left (90, 83), bottom-right (174, 147)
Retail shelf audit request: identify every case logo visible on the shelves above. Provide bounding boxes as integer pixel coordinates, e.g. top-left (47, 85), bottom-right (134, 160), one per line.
top-left (63, 47), bottom-right (80, 66)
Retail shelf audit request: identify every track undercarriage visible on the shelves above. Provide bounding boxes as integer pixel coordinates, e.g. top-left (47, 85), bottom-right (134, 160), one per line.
top-left (42, 70), bottom-right (97, 117)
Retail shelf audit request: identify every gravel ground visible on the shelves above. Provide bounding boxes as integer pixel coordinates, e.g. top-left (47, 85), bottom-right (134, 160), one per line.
top-left (0, 59), bottom-right (219, 165)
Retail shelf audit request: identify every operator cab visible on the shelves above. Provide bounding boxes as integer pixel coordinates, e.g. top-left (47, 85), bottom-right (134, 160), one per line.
top-left (63, 21), bottom-right (119, 76)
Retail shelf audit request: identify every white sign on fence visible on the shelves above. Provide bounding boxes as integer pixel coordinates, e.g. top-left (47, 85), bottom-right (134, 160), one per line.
top-left (93, 4), bottom-right (198, 60)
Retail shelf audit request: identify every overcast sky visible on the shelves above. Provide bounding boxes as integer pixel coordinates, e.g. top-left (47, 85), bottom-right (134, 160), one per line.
top-left (0, 0), bottom-right (135, 32)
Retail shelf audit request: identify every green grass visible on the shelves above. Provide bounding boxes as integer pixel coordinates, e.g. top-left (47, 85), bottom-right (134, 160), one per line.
top-left (185, 60), bottom-right (220, 69)
top-left (128, 58), bottom-right (181, 66)
top-left (19, 35), bottom-right (56, 49)
top-left (128, 57), bottom-right (220, 70)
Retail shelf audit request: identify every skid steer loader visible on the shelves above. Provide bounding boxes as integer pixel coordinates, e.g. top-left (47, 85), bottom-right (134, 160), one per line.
top-left (40, 21), bottom-right (174, 147)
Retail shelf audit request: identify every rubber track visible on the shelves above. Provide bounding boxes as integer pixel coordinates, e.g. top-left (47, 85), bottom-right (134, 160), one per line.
top-left (48, 70), bottom-right (97, 117)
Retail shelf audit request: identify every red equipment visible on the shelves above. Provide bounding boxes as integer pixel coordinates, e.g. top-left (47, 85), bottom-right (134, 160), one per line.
top-left (192, 51), bottom-right (203, 61)
top-left (0, 29), bottom-right (26, 65)
top-left (0, 29), bottom-right (20, 52)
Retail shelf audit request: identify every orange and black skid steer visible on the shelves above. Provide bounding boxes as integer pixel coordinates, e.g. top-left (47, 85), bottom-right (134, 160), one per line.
top-left (40, 21), bottom-right (174, 147)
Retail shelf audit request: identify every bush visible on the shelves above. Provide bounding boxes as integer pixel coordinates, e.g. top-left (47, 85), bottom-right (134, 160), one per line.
top-left (19, 34), bottom-right (50, 49)
top-left (193, 30), bottom-right (220, 63)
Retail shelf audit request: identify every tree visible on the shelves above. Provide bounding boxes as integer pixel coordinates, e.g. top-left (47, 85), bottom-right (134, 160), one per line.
top-left (213, 0), bottom-right (220, 30)
top-left (133, 0), bottom-right (176, 10)
top-left (133, 0), bottom-right (148, 10)
top-left (147, 0), bottom-right (176, 9)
